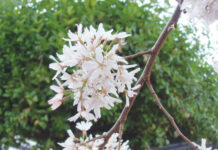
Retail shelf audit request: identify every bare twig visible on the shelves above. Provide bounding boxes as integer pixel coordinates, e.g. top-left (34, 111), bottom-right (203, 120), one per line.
top-left (124, 49), bottom-right (152, 60)
top-left (97, 1), bottom-right (198, 150)
top-left (146, 80), bottom-right (197, 149)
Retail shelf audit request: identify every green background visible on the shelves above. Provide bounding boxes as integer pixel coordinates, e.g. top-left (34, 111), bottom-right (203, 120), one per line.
top-left (0, 0), bottom-right (217, 149)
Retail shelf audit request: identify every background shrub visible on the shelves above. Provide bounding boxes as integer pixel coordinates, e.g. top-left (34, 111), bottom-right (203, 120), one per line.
top-left (0, 0), bottom-right (217, 149)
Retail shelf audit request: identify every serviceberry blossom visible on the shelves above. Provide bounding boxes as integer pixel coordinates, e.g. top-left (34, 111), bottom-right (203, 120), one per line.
top-left (48, 79), bottom-right (67, 110)
top-left (48, 23), bottom-right (140, 122)
top-left (76, 121), bottom-right (93, 132)
top-left (104, 133), bottom-right (130, 150)
top-left (58, 129), bottom-right (78, 150)
top-left (58, 130), bottom-right (130, 150)
top-left (181, 0), bottom-right (218, 25)
top-left (193, 139), bottom-right (212, 150)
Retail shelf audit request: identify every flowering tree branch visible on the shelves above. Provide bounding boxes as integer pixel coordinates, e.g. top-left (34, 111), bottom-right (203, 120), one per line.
top-left (49, 0), bottom-right (218, 149)
top-left (97, 1), bottom-right (198, 150)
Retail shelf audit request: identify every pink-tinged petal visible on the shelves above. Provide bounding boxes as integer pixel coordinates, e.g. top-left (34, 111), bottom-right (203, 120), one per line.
top-left (116, 32), bottom-right (131, 38)
top-left (48, 93), bottom-right (63, 104)
top-left (49, 63), bottom-right (62, 71)
top-left (51, 101), bottom-right (62, 110)
top-left (68, 113), bottom-right (80, 122)
top-left (50, 85), bottom-right (62, 93)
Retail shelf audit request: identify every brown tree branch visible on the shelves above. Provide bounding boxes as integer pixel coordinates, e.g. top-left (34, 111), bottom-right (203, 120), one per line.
top-left (124, 49), bottom-right (152, 60)
top-left (146, 80), bottom-right (198, 149)
top-left (96, 1), bottom-right (198, 150)
top-left (118, 122), bottom-right (124, 150)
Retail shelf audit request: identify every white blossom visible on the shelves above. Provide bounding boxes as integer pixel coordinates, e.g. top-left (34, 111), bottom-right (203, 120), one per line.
top-left (49, 23), bottom-right (139, 122)
top-left (68, 111), bottom-right (96, 122)
top-left (58, 130), bottom-right (130, 150)
top-left (48, 79), bottom-right (66, 110)
top-left (93, 133), bottom-right (130, 150)
top-left (49, 56), bottom-right (66, 80)
top-left (58, 130), bottom-right (77, 150)
top-left (76, 121), bottom-right (93, 132)
top-left (193, 138), bottom-right (212, 150)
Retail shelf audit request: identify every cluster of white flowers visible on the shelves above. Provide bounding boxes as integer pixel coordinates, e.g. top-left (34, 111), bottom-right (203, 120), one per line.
top-left (58, 121), bottom-right (130, 150)
top-left (48, 23), bottom-right (140, 122)
top-left (181, 0), bottom-right (218, 25)
top-left (193, 139), bottom-right (212, 150)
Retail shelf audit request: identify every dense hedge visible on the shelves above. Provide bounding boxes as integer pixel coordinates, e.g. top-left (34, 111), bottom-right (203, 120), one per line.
top-left (0, 0), bottom-right (217, 149)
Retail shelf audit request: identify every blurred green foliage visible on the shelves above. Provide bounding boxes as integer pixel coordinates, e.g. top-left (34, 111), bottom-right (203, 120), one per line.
top-left (0, 0), bottom-right (217, 149)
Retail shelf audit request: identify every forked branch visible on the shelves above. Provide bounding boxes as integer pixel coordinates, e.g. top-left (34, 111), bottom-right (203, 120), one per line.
top-left (145, 80), bottom-right (197, 149)
top-left (96, 1), bottom-right (198, 149)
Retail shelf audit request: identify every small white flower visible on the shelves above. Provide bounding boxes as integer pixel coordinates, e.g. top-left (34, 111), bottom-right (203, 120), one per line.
top-left (49, 56), bottom-right (66, 80)
top-left (94, 133), bottom-right (130, 150)
top-left (48, 79), bottom-right (66, 110)
top-left (76, 121), bottom-right (93, 132)
top-left (58, 130), bottom-right (77, 150)
top-left (193, 138), bottom-right (212, 150)
top-left (68, 111), bottom-right (96, 122)
top-left (58, 131), bottom-right (130, 150)
top-left (116, 32), bottom-right (131, 39)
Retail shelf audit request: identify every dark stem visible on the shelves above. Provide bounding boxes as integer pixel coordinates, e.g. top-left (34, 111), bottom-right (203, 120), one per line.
top-left (124, 49), bottom-right (152, 60)
top-left (145, 80), bottom-right (197, 149)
